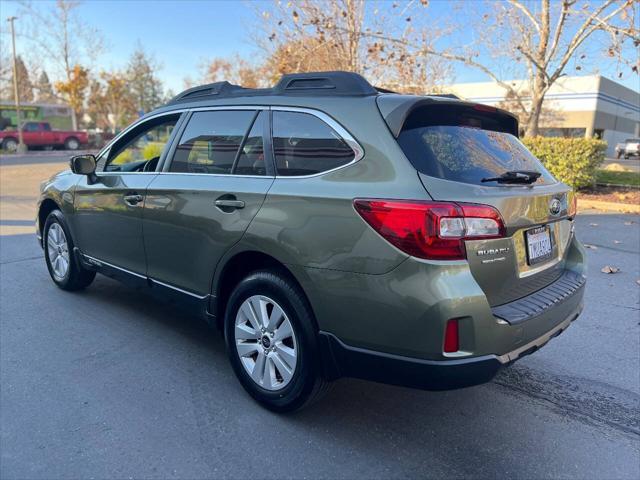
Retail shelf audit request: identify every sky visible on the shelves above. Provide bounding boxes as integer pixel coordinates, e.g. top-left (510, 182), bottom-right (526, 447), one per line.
top-left (1, 0), bottom-right (638, 94)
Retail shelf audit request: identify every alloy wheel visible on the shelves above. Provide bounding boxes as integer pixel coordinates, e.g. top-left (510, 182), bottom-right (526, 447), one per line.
top-left (234, 295), bottom-right (298, 391)
top-left (47, 223), bottom-right (70, 280)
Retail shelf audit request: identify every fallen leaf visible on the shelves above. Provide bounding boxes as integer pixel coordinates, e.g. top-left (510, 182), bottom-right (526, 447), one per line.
top-left (624, 221), bottom-right (635, 225)
top-left (589, 223), bottom-right (599, 227)
top-left (601, 265), bottom-right (620, 274)
top-left (584, 244), bottom-right (598, 249)
top-left (613, 240), bottom-right (622, 244)
top-left (636, 279), bottom-right (640, 286)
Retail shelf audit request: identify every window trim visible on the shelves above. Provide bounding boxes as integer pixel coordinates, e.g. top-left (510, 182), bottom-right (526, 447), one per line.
top-left (96, 105), bottom-right (364, 179)
top-left (160, 106), bottom-right (275, 178)
top-left (96, 110), bottom-right (187, 176)
top-left (271, 106), bottom-right (364, 179)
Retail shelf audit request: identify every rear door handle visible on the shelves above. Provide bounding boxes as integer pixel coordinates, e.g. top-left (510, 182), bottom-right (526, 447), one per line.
top-left (215, 199), bottom-right (245, 209)
top-left (124, 194), bottom-right (144, 206)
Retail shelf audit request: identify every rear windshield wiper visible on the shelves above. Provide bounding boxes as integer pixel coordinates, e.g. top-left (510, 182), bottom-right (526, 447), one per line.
top-left (481, 170), bottom-right (542, 184)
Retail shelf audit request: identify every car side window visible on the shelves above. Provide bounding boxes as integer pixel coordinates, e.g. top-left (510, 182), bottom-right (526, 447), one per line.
top-left (272, 111), bottom-right (355, 176)
top-left (103, 115), bottom-right (179, 173)
top-left (169, 110), bottom-right (256, 175)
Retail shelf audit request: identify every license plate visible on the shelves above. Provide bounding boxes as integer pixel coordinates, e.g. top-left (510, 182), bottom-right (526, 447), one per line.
top-left (526, 225), bottom-right (553, 265)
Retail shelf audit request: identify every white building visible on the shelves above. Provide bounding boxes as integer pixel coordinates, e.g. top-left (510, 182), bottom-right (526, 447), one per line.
top-left (445, 75), bottom-right (640, 156)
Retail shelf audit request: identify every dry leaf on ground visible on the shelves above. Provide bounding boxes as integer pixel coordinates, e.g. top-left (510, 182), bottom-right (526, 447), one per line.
top-left (589, 223), bottom-right (599, 227)
top-left (624, 221), bottom-right (636, 226)
top-left (601, 265), bottom-right (620, 274)
top-left (584, 244), bottom-right (598, 249)
top-left (613, 240), bottom-right (622, 244)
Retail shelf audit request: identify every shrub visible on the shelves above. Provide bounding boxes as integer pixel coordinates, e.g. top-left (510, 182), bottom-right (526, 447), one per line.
top-left (111, 149), bottom-right (133, 165)
top-left (142, 142), bottom-right (164, 160)
top-left (522, 137), bottom-right (606, 189)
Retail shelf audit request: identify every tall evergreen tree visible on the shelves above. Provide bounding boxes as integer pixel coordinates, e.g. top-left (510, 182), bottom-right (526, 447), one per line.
top-left (35, 71), bottom-right (56, 103)
top-left (126, 45), bottom-right (163, 115)
top-left (14, 56), bottom-right (34, 103)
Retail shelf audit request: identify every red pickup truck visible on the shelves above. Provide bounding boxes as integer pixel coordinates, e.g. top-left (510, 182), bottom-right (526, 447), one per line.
top-left (0, 121), bottom-right (88, 151)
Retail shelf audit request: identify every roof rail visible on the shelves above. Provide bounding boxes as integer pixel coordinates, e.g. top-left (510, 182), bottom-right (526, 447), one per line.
top-left (168, 81), bottom-right (246, 103)
top-left (274, 71), bottom-right (377, 96)
top-left (167, 71), bottom-right (378, 105)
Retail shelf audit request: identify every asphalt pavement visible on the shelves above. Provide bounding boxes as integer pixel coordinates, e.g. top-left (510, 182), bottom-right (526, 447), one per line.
top-left (0, 158), bottom-right (639, 479)
top-left (604, 156), bottom-right (640, 172)
top-left (0, 150), bottom-right (96, 166)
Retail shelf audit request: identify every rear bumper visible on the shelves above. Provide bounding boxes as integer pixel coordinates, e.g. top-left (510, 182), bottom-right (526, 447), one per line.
top-left (319, 303), bottom-right (581, 390)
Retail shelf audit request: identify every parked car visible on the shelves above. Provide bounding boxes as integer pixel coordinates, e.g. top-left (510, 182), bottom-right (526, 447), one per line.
top-left (36, 72), bottom-right (586, 412)
top-left (615, 138), bottom-right (640, 159)
top-left (0, 121), bottom-right (88, 151)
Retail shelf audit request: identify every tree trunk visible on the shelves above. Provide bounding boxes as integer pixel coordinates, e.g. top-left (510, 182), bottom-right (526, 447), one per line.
top-left (71, 109), bottom-right (78, 131)
top-left (524, 77), bottom-right (547, 137)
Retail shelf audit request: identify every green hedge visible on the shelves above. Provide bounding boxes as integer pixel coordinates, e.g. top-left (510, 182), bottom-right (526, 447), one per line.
top-left (522, 137), bottom-right (606, 189)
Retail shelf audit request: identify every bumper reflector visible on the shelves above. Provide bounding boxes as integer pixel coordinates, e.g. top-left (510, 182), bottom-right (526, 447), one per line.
top-left (444, 319), bottom-right (459, 353)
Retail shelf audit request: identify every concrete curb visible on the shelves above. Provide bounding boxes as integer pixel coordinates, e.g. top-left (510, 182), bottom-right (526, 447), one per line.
top-left (578, 198), bottom-right (640, 213)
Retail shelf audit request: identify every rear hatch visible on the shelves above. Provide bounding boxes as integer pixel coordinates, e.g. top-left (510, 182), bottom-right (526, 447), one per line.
top-left (379, 96), bottom-right (575, 306)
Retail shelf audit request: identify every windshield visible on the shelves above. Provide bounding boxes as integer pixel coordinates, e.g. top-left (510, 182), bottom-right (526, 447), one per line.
top-left (398, 125), bottom-right (556, 186)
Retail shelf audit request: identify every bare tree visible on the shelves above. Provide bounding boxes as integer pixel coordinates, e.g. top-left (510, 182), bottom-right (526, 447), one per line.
top-left (17, 0), bottom-right (104, 128)
top-left (251, 0), bottom-right (453, 89)
top-left (354, 0), bottom-right (638, 136)
top-left (257, 0), bottom-right (367, 76)
top-left (205, 56), bottom-right (264, 88)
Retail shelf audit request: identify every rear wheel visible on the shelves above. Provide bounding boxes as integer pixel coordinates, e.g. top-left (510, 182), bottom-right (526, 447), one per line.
top-left (43, 210), bottom-right (96, 291)
top-left (64, 137), bottom-right (80, 150)
top-left (2, 137), bottom-right (18, 152)
top-left (224, 270), bottom-right (329, 412)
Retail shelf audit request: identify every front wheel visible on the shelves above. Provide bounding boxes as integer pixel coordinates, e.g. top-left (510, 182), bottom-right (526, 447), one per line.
top-left (43, 210), bottom-right (96, 291)
top-left (224, 270), bottom-right (329, 412)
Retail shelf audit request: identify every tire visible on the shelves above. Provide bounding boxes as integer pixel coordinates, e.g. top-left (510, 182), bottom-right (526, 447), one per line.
top-left (64, 137), bottom-right (80, 150)
top-left (43, 210), bottom-right (96, 291)
top-left (224, 270), bottom-right (330, 412)
top-left (2, 137), bottom-right (18, 152)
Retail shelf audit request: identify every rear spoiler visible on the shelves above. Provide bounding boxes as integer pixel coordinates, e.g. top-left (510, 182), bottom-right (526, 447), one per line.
top-left (376, 94), bottom-right (520, 138)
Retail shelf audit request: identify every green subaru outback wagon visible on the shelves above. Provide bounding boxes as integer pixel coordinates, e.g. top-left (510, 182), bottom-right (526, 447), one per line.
top-left (37, 72), bottom-right (586, 411)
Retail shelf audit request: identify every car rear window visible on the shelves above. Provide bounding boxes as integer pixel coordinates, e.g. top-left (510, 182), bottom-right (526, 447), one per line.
top-left (397, 106), bottom-right (556, 186)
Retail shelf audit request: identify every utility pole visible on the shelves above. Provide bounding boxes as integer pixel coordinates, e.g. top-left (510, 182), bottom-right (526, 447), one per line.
top-left (7, 16), bottom-right (26, 153)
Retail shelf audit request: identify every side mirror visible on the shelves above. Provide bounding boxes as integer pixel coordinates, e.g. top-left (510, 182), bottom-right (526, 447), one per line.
top-left (70, 154), bottom-right (97, 182)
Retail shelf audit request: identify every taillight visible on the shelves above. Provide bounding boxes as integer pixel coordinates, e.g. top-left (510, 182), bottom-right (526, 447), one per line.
top-left (353, 199), bottom-right (505, 260)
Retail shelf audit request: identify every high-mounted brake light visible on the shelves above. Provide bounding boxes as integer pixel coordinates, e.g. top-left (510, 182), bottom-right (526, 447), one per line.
top-left (353, 199), bottom-right (505, 260)
top-left (472, 103), bottom-right (497, 113)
